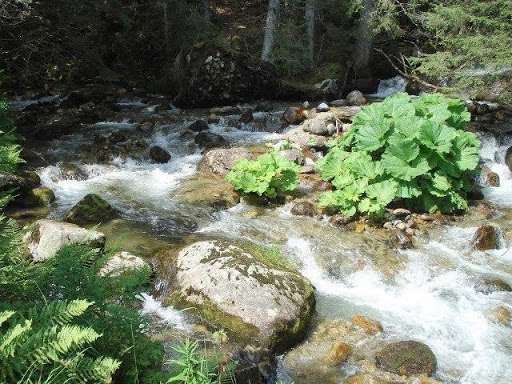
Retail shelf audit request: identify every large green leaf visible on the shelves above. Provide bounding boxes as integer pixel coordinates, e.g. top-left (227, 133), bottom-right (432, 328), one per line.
top-left (366, 180), bottom-right (398, 205)
top-left (386, 139), bottom-right (420, 163)
top-left (418, 121), bottom-right (457, 154)
top-left (355, 118), bottom-right (392, 152)
top-left (382, 92), bottom-right (416, 120)
top-left (381, 152), bottom-right (431, 181)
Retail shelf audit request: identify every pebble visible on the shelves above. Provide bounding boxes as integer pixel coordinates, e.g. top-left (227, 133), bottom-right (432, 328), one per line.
top-left (317, 102), bottom-right (330, 112)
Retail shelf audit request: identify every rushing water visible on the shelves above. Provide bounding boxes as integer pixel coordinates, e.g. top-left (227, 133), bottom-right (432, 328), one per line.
top-left (24, 94), bottom-right (512, 384)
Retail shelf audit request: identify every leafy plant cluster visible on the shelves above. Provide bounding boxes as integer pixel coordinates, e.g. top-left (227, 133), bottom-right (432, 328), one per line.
top-left (226, 149), bottom-right (300, 199)
top-left (317, 92), bottom-right (480, 217)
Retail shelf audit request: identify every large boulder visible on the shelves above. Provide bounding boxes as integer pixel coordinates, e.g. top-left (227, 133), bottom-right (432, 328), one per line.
top-left (174, 46), bottom-right (279, 108)
top-left (65, 193), bottom-right (118, 225)
top-left (175, 174), bottom-right (240, 211)
top-left (23, 219), bottom-right (105, 262)
top-left (471, 225), bottom-right (503, 250)
top-left (164, 240), bottom-right (315, 352)
top-left (149, 145), bottom-right (171, 163)
top-left (375, 340), bottom-right (437, 377)
top-left (197, 147), bottom-right (253, 178)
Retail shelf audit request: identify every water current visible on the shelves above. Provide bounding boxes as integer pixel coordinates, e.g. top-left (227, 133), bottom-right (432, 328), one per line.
top-left (19, 81), bottom-right (512, 384)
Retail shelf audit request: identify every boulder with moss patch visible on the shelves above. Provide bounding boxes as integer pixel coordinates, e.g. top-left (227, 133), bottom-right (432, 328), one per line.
top-left (65, 193), bottom-right (118, 225)
top-left (164, 240), bottom-right (315, 352)
top-left (375, 340), bottom-right (437, 377)
top-left (175, 174), bottom-right (240, 211)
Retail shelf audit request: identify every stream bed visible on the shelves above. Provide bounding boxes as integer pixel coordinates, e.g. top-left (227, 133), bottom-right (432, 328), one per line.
top-left (13, 90), bottom-right (512, 384)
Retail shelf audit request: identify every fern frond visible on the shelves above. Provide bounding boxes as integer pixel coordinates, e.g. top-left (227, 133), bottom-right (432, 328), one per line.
top-left (0, 310), bottom-right (15, 326)
top-left (29, 299), bottom-right (93, 327)
top-left (0, 318), bottom-right (32, 358)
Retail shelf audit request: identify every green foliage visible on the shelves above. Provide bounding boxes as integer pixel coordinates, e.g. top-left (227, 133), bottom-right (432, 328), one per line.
top-left (0, 299), bottom-right (120, 384)
top-left (166, 338), bottom-right (236, 384)
top-left (0, 96), bottom-right (22, 175)
top-left (226, 149), bottom-right (300, 199)
top-left (317, 92), bottom-right (479, 217)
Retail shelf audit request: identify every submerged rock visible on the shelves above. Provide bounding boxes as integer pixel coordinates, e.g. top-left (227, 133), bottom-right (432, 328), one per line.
top-left (375, 340), bottom-right (437, 377)
top-left (188, 119), bottom-right (209, 132)
top-left (164, 240), bottom-right (315, 352)
top-left (175, 174), bottom-right (240, 211)
top-left (23, 219), bottom-right (105, 261)
top-left (197, 147), bottom-right (253, 178)
top-left (471, 225), bottom-right (503, 250)
top-left (475, 278), bottom-right (512, 294)
top-left (65, 193), bottom-right (118, 225)
top-left (351, 315), bottom-right (383, 335)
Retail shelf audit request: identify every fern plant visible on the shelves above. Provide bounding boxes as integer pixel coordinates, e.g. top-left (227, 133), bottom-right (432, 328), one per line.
top-left (317, 92), bottom-right (480, 217)
top-left (0, 299), bottom-right (120, 384)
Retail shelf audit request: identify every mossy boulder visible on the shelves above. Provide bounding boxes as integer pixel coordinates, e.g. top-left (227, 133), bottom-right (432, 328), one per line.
top-left (164, 240), bottom-right (315, 352)
top-left (17, 187), bottom-right (55, 208)
top-left (65, 193), bottom-right (118, 225)
top-left (375, 340), bottom-right (437, 377)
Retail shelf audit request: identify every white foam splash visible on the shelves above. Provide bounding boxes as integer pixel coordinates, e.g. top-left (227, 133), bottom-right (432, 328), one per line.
top-left (138, 293), bottom-right (192, 331)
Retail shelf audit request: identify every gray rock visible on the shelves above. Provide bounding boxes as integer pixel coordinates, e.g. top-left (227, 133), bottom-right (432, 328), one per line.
top-left (330, 99), bottom-right (346, 107)
top-left (302, 112), bottom-right (336, 136)
top-left (175, 175), bottom-right (240, 211)
top-left (194, 131), bottom-right (227, 149)
top-left (278, 149), bottom-right (305, 166)
top-left (345, 90), bottom-right (367, 106)
top-left (99, 251), bottom-right (149, 277)
top-left (316, 102), bottom-right (330, 112)
top-left (375, 340), bottom-right (437, 377)
top-left (165, 240), bottom-right (315, 352)
top-left (505, 146), bottom-right (512, 172)
top-left (149, 145), bottom-right (171, 163)
top-left (23, 219), bottom-right (105, 262)
top-left (285, 127), bottom-right (328, 150)
top-left (188, 119), bottom-right (209, 132)
top-left (207, 114), bottom-right (220, 124)
top-left (197, 147), bottom-right (253, 177)
top-left (210, 106), bottom-right (241, 115)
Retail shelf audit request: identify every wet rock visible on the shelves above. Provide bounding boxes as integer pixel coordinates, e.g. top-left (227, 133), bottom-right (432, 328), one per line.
top-left (17, 187), bottom-right (55, 208)
top-left (329, 214), bottom-right (355, 227)
top-left (474, 200), bottom-right (498, 219)
top-left (505, 146), bottom-right (512, 172)
top-left (137, 119), bottom-right (155, 133)
top-left (490, 306), bottom-right (511, 326)
top-left (471, 225), bottom-right (502, 250)
top-left (197, 147), bottom-right (253, 178)
top-left (317, 102), bottom-right (330, 112)
top-left (0, 172), bottom-right (19, 192)
top-left (208, 114), bottom-right (220, 124)
top-left (290, 201), bottom-right (316, 217)
top-left (98, 251), bottom-right (150, 277)
top-left (59, 163), bottom-right (88, 180)
top-left (389, 230), bottom-right (413, 249)
top-left (279, 149), bottom-right (305, 165)
top-left (312, 180), bottom-right (333, 192)
top-left (324, 341), bottom-right (353, 366)
top-left (194, 131), bottom-right (227, 149)
top-left (330, 99), bottom-right (346, 107)
top-left (302, 112), bottom-right (336, 136)
top-left (231, 345), bottom-right (275, 384)
top-left (345, 90), bottom-right (367, 106)
top-left (188, 119), bottom-right (209, 132)
top-left (149, 145), bottom-right (171, 163)
top-left (23, 219), bottom-right (105, 261)
top-left (479, 165), bottom-right (500, 187)
top-left (164, 240), bottom-right (315, 352)
top-left (210, 106), bottom-right (241, 115)
top-left (239, 108), bottom-right (254, 124)
top-left (475, 278), bottom-right (512, 294)
top-left (351, 315), bottom-right (383, 335)
top-left (375, 340), bottom-right (437, 377)
top-left (175, 175), bottom-right (240, 211)
top-left (343, 374), bottom-right (392, 384)
top-left (283, 107), bottom-right (308, 125)
top-left (65, 193), bottom-right (118, 225)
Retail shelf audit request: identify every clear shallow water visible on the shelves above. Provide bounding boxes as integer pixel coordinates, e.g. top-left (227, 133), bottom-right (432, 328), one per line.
top-left (32, 99), bottom-right (512, 384)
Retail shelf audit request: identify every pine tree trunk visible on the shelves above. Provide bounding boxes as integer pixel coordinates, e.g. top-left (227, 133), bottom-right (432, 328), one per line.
top-left (305, 0), bottom-right (315, 69)
top-left (261, 0), bottom-right (280, 63)
top-left (353, 0), bottom-right (374, 77)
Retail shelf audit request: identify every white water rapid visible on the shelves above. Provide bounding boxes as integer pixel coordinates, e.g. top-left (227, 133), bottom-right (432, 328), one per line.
top-left (28, 97), bottom-right (512, 384)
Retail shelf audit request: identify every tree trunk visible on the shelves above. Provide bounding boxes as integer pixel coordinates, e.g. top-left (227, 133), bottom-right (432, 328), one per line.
top-left (305, 0), bottom-right (315, 69)
top-left (261, 0), bottom-right (280, 63)
top-left (353, 0), bottom-right (374, 77)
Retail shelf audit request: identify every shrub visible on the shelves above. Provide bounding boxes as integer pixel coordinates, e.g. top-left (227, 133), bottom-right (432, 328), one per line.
top-left (226, 149), bottom-right (300, 199)
top-left (316, 92), bottom-right (480, 217)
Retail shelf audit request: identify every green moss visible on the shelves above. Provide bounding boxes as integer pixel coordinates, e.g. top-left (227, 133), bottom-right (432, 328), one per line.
top-left (65, 193), bottom-right (118, 225)
top-left (165, 291), bottom-right (260, 342)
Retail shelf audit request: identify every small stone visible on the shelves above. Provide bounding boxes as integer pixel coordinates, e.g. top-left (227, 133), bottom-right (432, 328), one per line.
top-left (302, 101), bottom-right (310, 109)
top-left (345, 90), bottom-right (367, 106)
top-left (391, 208), bottom-right (411, 217)
top-left (396, 222), bottom-right (407, 231)
top-left (317, 102), bottom-right (330, 112)
top-left (137, 120), bottom-right (155, 133)
top-left (239, 108), bottom-right (254, 124)
top-left (326, 123), bottom-right (337, 135)
top-left (149, 145), bottom-right (171, 163)
top-left (188, 119), bottom-right (209, 132)
top-left (283, 107), bottom-right (308, 125)
top-left (312, 180), bottom-right (332, 192)
top-left (390, 230), bottom-right (413, 249)
top-left (329, 214), bottom-right (354, 227)
top-left (375, 340), bottom-right (437, 377)
top-left (351, 315), bottom-right (383, 335)
top-left (471, 225), bottom-right (502, 250)
top-left (208, 114), bottom-right (220, 124)
top-left (290, 201), bottom-right (316, 217)
top-left (490, 306), bottom-right (511, 326)
top-left (324, 341), bottom-right (353, 366)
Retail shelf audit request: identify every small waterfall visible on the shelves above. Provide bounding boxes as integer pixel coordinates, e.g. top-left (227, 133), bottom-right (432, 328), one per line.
top-left (368, 75), bottom-right (408, 98)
